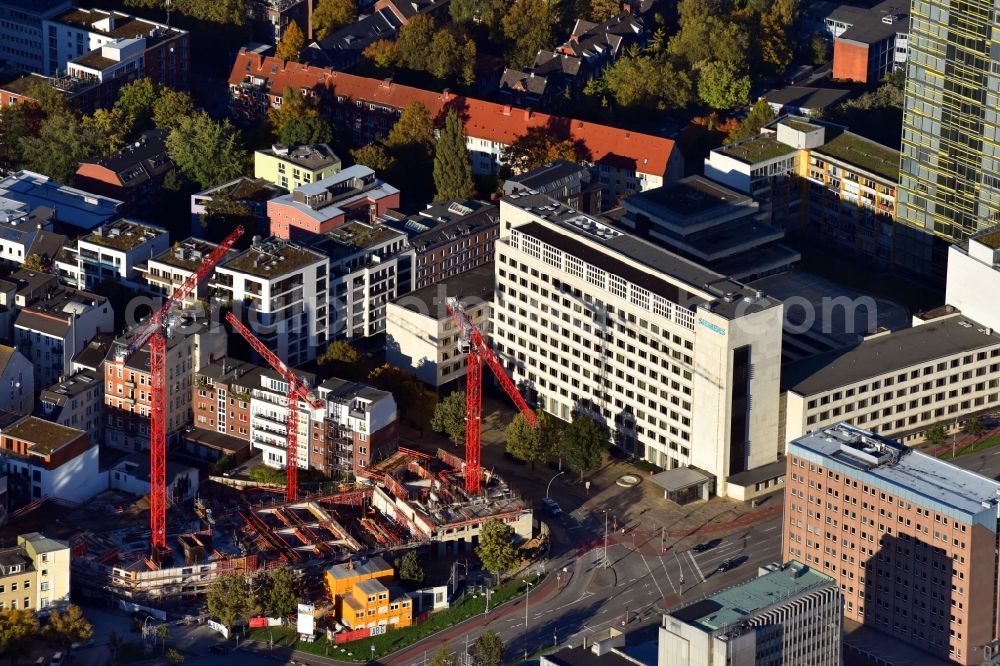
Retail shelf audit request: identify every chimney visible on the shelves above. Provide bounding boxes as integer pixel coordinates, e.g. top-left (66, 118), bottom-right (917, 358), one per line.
top-left (524, 107), bottom-right (532, 120)
top-left (502, 105), bottom-right (511, 116)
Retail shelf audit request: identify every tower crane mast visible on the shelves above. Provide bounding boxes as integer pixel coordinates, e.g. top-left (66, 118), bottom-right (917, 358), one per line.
top-left (115, 225), bottom-right (244, 558)
top-left (445, 297), bottom-right (537, 494)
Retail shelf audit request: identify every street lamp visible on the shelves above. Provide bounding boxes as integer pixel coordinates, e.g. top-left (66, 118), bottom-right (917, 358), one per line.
top-left (523, 577), bottom-right (536, 662)
top-left (545, 471), bottom-right (565, 499)
top-left (602, 509), bottom-right (610, 569)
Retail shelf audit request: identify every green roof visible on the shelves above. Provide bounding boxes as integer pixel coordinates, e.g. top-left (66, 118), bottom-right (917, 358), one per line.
top-left (8, 417), bottom-right (83, 455)
top-left (717, 135), bottom-right (797, 165)
top-left (816, 131), bottom-right (900, 181)
top-left (672, 561), bottom-right (834, 632)
top-left (781, 119), bottom-right (818, 133)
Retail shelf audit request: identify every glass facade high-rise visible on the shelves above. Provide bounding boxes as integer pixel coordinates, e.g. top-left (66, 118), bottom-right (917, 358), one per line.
top-left (896, 0), bottom-right (1000, 274)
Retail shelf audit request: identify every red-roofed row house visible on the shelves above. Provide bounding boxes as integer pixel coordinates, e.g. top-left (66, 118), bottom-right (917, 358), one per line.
top-left (228, 51), bottom-right (683, 206)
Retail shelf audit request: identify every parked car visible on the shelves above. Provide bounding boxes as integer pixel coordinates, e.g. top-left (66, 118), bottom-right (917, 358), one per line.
top-left (693, 543), bottom-right (709, 553)
top-left (718, 559), bottom-right (739, 572)
top-left (541, 497), bottom-right (562, 516)
top-left (50, 653), bottom-right (64, 666)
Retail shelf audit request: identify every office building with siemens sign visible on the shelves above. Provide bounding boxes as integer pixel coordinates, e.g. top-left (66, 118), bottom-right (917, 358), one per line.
top-left (494, 193), bottom-right (785, 500)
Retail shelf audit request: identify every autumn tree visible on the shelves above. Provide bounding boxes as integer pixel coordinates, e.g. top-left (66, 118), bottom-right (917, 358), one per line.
top-left (362, 39), bottom-right (397, 68)
top-left (431, 391), bottom-right (467, 445)
top-left (428, 29), bottom-right (477, 84)
top-left (351, 143), bottom-right (396, 174)
top-left (476, 518), bottom-right (519, 578)
top-left (386, 101), bottom-right (435, 195)
top-left (759, 0), bottom-right (798, 72)
top-left (450, 0), bottom-right (505, 38)
top-left (114, 78), bottom-right (158, 131)
top-left (368, 364), bottom-right (435, 427)
top-left (561, 414), bottom-right (608, 481)
top-left (501, 126), bottom-right (581, 174)
top-left (726, 98), bottom-right (774, 141)
top-left (502, 0), bottom-right (559, 68)
top-left (167, 112), bottom-right (247, 189)
top-left (0, 608), bottom-right (38, 661)
top-left (312, 0), bottom-right (357, 40)
top-left (20, 112), bottom-right (98, 182)
top-left (276, 20), bottom-right (306, 61)
top-left (395, 14), bottom-right (436, 71)
top-left (318, 340), bottom-right (370, 379)
top-left (152, 88), bottom-right (196, 131)
top-left (589, 0), bottom-right (620, 22)
top-left (586, 48), bottom-right (693, 111)
top-left (429, 646), bottom-right (459, 666)
top-left (696, 60), bottom-right (752, 109)
top-left (667, 0), bottom-right (749, 70)
top-left (433, 110), bottom-right (475, 200)
top-left (43, 605), bottom-right (94, 649)
top-left (22, 254), bottom-right (48, 273)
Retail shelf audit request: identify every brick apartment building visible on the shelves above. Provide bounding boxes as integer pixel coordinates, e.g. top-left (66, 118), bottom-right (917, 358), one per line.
top-left (784, 423), bottom-right (1000, 664)
top-left (228, 51), bottom-right (683, 206)
top-left (404, 200), bottom-right (499, 290)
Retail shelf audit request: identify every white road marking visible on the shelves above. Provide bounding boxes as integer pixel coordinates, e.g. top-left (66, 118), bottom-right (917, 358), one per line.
top-left (640, 552), bottom-right (667, 598)
top-left (687, 550), bottom-right (706, 583)
top-left (762, 525), bottom-right (779, 532)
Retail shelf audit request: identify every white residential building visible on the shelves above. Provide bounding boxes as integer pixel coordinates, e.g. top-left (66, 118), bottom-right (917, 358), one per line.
top-left (0, 171), bottom-right (122, 232)
top-left (495, 193), bottom-right (786, 499)
top-left (385, 265), bottom-right (492, 389)
top-left (0, 0), bottom-right (73, 74)
top-left (308, 221), bottom-right (410, 340)
top-left (138, 237), bottom-right (234, 309)
top-left (0, 416), bottom-right (105, 505)
top-left (0, 346), bottom-right (32, 414)
top-left (38, 368), bottom-right (102, 444)
top-left (14, 287), bottom-right (113, 389)
top-left (57, 218), bottom-right (169, 291)
top-left (660, 561), bottom-right (842, 666)
top-left (213, 237), bottom-right (329, 366)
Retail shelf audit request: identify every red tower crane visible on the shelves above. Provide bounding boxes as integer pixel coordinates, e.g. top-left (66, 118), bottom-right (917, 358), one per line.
top-left (116, 225), bottom-right (245, 558)
top-left (445, 297), bottom-right (537, 494)
top-left (225, 311), bottom-right (324, 502)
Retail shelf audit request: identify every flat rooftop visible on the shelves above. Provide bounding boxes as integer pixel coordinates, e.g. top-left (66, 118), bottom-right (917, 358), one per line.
top-left (790, 423), bottom-right (1000, 524)
top-left (783, 314), bottom-right (1000, 394)
top-left (6, 416), bottom-right (83, 455)
top-left (223, 239), bottom-right (325, 278)
top-left (396, 264), bottom-right (494, 317)
top-left (41, 369), bottom-right (100, 399)
top-left (629, 175), bottom-right (753, 219)
top-left (971, 225), bottom-right (1000, 250)
top-left (151, 238), bottom-right (224, 271)
top-left (0, 170), bottom-right (122, 230)
top-left (326, 556), bottom-right (391, 580)
top-left (717, 134), bottom-right (797, 165)
top-left (506, 159), bottom-right (590, 192)
top-left (257, 144), bottom-right (340, 170)
top-left (669, 561), bottom-right (833, 632)
top-left (84, 219), bottom-right (166, 251)
top-left (53, 8), bottom-right (186, 45)
top-left (815, 129), bottom-right (900, 181)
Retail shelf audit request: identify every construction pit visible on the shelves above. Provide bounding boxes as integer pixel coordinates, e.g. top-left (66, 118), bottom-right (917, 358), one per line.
top-left (37, 447), bottom-right (533, 609)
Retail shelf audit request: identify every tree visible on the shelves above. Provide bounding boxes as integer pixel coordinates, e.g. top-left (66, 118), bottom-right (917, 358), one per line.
top-left (262, 568), bottom-right (300, 619)
top-left (924, 424), bottom-right (948, 446)
top-left (363, 39), bottom-right (398, 68)
top-left (152, 88), bottom-right (196, 131)
top-left (667, 0), bottom-right (749, 70)
top-left (276, 20), bottom-right (306, 61)
top-left (395, 550), bottom-right (425, 585)
top-left (268, 87), bottom-right (322, 143)
top-left (501, 126), bottom-right (582, 175)
top-left (395, 14), bottom-right (436, 71)
top-left (0, 103), bottom-right (36, 172)
top-left (561, 414), bottom-right (608, 481)
top-left (963, 416), bottom-right (986, 438)
top-left (19, 111), bottom-right (98, 182)
top-left (318, 340), bottom-right (368, 378)
top-left (505, 410), bottom-right (563, 468)
top-left (165, 648), bottom-right (185, 665)
top-left (589, 0), bottom-right (620, 22)
top-left (726, 98), bottom-right (774, 142)
top-left (207, 572), bottom-right (257, 630)
top-left (22, 254), bottom-right (48, 273)
top-left (154, 624), bottom-right (170, 652)
top-left (43, 605), bottom-right (94, 649)
top-left (431, 391), bottom-right (467, 445)
top-left (81, 107), bottom-right (130, 154)
top-left (476, 518), bottom-right (519, 578)
top-left (502, 0), bottom-right (559, 68)
top-left (433, 110), bottom-right (475, 201)
top-left (470, 630), bottom-right (505, 666)
top-left (429, 29), bottom-right (461, 80)
top-left (351, 143), bottom-right (396, 174)
top-left (386, 101), bottom-right (435, 154)
top-left (279, 114), bottom-right (334, 146)
top-left (368, 364), bottom-right (435, 427)
top-left (107, 630), bottom-right (124, 660)
top-left (0, 608), bottom-right (38, 661)
top-left (166, 112), bottom-right (247, 189)
top-left (312, 0), bottom-right (357, 39)
top-left (587, 49), bottom-right (693, 111)
top-left (810, 32), bottom-right (829, 65)
top-left (429, 646), bottom-right (459, 666)
top-left (449, 0), bottom-right (504, 38)
top-left (114, 78), bottom-right (158, 131)
top-left (696, 60), bottom-right (752, 110)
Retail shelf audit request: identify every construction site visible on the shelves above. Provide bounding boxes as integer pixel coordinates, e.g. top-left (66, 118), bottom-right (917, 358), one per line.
top-left (40, 444), bottom-right (532, 608)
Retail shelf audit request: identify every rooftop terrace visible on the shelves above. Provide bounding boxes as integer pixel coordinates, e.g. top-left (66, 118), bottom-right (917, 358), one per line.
top-left (224, 239), bottom-right (324, 278)
top-left (85, 219), bottom-right (166, 251)
top-left (152, 238), bottom-right (223, 271)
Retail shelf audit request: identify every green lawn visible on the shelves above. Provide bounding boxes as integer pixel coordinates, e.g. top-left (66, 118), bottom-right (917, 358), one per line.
top-left (249, 573), bottom-right (547, 662)
top-left (939, 434), bottom-right (1000, 460)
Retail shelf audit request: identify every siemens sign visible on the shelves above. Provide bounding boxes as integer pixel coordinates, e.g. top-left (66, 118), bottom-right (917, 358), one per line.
top-left (698, 318), bottom-right (726, 335)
